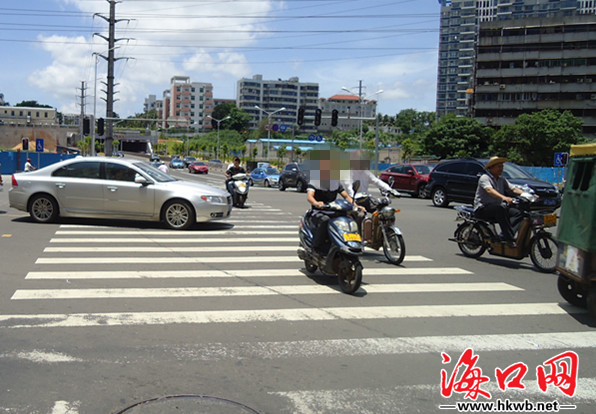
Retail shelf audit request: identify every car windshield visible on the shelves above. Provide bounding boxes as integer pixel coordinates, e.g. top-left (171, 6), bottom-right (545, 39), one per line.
top-left (265, 168), bottom-right (279, 175)
top-left (194, 162), bottom-right (206, 166)
top-left (414, 164), bottom-right (434, 174)
top-left (134, 162), bottom-right (177, 182)
top-left (502, 162), bottom-right (535, 180)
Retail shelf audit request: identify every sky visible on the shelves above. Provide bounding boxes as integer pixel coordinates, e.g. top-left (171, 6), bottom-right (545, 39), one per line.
top-left (0, 0), bottom-right (441, 118)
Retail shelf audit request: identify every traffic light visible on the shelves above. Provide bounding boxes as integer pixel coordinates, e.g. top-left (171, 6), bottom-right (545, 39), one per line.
top-left (22, 137), bottom-right (29, 151)
top-left (83, 118), bottom-right (90, 135)
top-left (314, 108), bottom-right (322, 126)
top-left (331, 109), bottom-right (339, 127)
top-left (97, 118), bottom-right (105, 135)
top-left (297, 107), bottom-right (305, 125)
top-left (561, 152), bottom-right (568, 166)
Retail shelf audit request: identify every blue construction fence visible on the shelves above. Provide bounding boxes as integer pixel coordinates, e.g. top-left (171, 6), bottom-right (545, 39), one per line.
top-left (0, 151), bottom-right (78, 175)
top-left (520, 166), bottom-right (567, 185)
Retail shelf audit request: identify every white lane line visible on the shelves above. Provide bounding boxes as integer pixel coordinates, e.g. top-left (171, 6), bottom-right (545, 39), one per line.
top-left (11, 283), bottom-right (521, 300)
top-left (44, 246), bottom-right (301, 253)
top-left (164, 331), bottom-right (596, 361)
top-left (54, 230), bottom-right (298, 235)
top-left (50, 237), bottom-right (299, 243)
top-left (35, 255), bottom-right (433, 264)
top-left (0, 303), bottom-right (584, 329)
top-left (26, 267), bottom-right (469, 279)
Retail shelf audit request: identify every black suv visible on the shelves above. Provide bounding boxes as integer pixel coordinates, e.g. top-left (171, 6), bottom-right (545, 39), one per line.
top-left (425, 158), bottom-right (561, 209)
top-left (279, 162), bottom-right (309, 192)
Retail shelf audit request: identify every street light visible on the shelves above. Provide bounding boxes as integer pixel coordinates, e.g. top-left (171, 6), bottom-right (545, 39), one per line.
top-left (341, 84), bottom-right (383, 149)
top-left (254, 105), bottom-right (286, 160)
top-left (206, 115), bottom-right (230, 161)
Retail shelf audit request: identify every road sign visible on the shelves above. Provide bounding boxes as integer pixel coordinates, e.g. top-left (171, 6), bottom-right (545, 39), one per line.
top-left (36, 138), bottom-right (44, 152)
top-left (554, 152), bottom-right (568, 167)
top-left (309, 134), bottom-right (315, 141)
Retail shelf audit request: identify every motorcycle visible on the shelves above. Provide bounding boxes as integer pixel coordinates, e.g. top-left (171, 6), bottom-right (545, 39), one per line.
top-left (297, 188), bottom-right (364, 294)
top-left (450, 188), bottom-right (558, 272)
top-left (228, 172), bottom-right (250, 208)
top-left (354, 192), bottom-right (406, 265)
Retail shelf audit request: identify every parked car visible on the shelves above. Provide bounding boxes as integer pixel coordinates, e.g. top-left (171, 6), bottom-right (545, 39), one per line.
top-left (250, 167), bottom-right (280, 187)
top-left (149, 153), bottom-right (160, 162)
top-left (379, 163), bottom-right (436, 197)
top-left (169, 158), bottom-right (185, 169)
top-left (183, 156), bottom-right (196, 167)
top-left (424, 158), bottom-right (561, 209)
top-left (188, 161), bottom-right (209, 174)
top-left (8, 157), bottom-right (231, 230)
top-left (279, 162), bottom-right (309, 192)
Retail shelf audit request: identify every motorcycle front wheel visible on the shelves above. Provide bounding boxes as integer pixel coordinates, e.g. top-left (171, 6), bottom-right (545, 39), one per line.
top-left (304, 260), bottom-right (317, 274)
top-left (337, 259), bottom-right (362, 294)
top-left (456, 222), bottom-right (486, 258)
top-left (529, 232), bottom-right (557, 273)
top-left (382, 227), bottom-right (406, 265)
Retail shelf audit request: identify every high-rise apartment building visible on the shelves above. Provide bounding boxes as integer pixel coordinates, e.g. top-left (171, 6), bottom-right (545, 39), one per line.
top-left (437, 0), bottom-right (596, 118)
top-left (474, 14), bottom-right (596, 136)
top-left (168, 76), bottom-right (214, 131)
top-left (237, 74), bottom-right (319, 132)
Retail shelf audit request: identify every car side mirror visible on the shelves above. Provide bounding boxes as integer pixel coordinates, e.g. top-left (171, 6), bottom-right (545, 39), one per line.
top-left (407, 170), bottom-right (415, 175)
top-left (135, 174), bottom-right (149, 186)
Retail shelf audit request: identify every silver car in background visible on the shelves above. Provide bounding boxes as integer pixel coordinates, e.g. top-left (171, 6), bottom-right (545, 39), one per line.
top-left (8, 157), bottom-right (232, 230)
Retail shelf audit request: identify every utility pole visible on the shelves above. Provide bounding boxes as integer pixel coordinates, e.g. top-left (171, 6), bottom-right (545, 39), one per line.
top-left (77, 81), bottom-right (87, 145)
top-left (94, 0), bottom-right (132, 156)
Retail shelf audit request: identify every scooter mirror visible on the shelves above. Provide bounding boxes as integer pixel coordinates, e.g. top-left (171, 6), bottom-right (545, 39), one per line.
top-left (352, 180), bottom-right (361, 194)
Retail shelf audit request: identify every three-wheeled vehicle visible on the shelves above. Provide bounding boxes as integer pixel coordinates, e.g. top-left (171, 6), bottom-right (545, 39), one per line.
top-left (556, 143), bottom-right (596, 318)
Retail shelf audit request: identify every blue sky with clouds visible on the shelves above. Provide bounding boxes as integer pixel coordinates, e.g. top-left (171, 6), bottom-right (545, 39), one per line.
top-left (1, 0), bottom-right (440, 118)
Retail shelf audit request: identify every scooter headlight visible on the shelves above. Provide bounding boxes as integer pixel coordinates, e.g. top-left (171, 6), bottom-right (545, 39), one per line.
top-left (334, 220), bottom-right (359, 233)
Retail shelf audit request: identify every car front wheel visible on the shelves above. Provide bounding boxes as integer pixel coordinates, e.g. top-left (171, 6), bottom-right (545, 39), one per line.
top-left (162, 199), bottom-right (195, 230)
top-left (431, 187), bottom-right (449, 207)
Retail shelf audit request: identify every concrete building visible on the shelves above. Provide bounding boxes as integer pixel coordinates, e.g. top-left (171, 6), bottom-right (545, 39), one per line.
top-left (437, 0), bottom-right (596, 118)
top-left (318, 94), bottom-right (378, 133)
top-left (167, 76), bottom-right (214, 131)
top-left (473, 14), bottom-right (596, 137)
top-left (236, 74), bottom-right (319, 133)
top-left (0, 106), bottom-right (58, 126)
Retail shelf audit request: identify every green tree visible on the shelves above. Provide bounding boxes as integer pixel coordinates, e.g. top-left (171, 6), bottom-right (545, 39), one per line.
top-left (489, 109), bottom-right (584, 166)
top-left (423, 114), bottom-right (492, 159)
top-left (211, 102), bottom-right (251, 133)
top-left (15, 100), bottom-right (53, 108)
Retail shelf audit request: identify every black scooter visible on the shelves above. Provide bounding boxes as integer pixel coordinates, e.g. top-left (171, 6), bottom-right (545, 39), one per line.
top-left (297, 183), bottom-right (364, 294)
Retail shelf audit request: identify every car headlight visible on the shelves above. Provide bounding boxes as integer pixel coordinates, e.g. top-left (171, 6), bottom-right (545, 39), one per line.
top-left (201, 195), bottom-right (227, 203)
top-left (334, 220), bottom-right (359, 233)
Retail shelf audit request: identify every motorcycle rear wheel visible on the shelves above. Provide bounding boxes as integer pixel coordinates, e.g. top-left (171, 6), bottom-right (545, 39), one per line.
top-left (456, 222), bottom-right (486, 258)
top-left (304, 260), bottom-right (317, 274)
top-left (529, 232), bottom-right (557, 273)
top-left (382, 228), bottom-right (406, 265)
top-left (337, 260), bottom-right (362, 294)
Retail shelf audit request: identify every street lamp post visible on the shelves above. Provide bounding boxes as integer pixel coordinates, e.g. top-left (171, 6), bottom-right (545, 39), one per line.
top-left (254, 105), bottom-right (286, 160)
top-left (341, 82), bottom-right (383, 150)
top-left (206, 115), bottom-right (230, 161)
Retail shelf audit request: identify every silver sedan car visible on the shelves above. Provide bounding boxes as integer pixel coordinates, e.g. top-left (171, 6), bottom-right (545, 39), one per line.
top-left (9, 157), bottom-right (232, 230)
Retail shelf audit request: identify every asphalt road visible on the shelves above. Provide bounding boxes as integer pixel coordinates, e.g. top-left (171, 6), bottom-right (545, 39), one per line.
top-left (0, 168), bottom-right (594, 414)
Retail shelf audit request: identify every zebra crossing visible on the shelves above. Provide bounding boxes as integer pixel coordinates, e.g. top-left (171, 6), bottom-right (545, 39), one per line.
top-left (2, 201), bottom-right (596, 413)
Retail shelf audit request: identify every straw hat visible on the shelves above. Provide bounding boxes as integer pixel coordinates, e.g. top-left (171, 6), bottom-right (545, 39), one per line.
top-left (485, 156), bottom-right (507, 169)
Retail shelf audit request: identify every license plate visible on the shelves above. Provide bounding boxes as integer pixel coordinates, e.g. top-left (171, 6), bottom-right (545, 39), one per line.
top-left (544, 213), bottom-right (556, 227)
top-left (344, 233), bottom-right (362, 242)
top-left (544, 199), bottom-right (556, 206)
top-left (238, 183), bottom-right (246, 188)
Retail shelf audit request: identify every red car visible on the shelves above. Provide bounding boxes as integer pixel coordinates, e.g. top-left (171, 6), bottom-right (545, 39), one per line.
top-left (379, 163), bottom-right (436, 198)
top-left (188, 161), bottom-right (209, 174)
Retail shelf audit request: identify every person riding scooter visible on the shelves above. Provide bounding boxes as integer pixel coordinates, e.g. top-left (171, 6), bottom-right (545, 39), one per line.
top-left (306, 153), bottom-right (363, 256)
top-left (473, 156), bottom-right (525, 246)
top-left (225, 156), bottom-right (246, 194)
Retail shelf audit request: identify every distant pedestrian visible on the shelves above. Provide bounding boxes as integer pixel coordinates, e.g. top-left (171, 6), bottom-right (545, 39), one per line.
top-left (158, 163), bottom-right (169, 174)
top-left (24, 158), bottom-right (36, 172)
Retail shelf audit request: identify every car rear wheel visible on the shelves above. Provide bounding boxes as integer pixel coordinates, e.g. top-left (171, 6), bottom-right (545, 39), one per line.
top-left (431, 187), bottom-right (449, 207)
top-left (279, 180), bottom-right (286, 191)
top-left (296, 180), bottom-right (306, 193)
top-left (163, 199), bottom-right (195, 230)
top-left (29, 194), bottom-right (59, 223)
top-left (264, 179), bottom-right (270, 187)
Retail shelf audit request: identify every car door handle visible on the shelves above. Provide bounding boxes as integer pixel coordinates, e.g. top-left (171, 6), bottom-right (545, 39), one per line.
top-left (107, 186), bottom-right (118, 192)
top-left (55, 183), bottom-right (66, 189)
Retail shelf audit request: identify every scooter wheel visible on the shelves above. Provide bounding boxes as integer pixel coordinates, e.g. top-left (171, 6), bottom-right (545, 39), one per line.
top-left (304, 260), bottom-right (317, 274)
top-left (456, 222), bottom-right (486, 258)
top-left (338, 260), bottom-right (362, 294)
top-left (383, 229), bottom-right (406, 265)
top-left (529, 232), bottom-right (557, 273)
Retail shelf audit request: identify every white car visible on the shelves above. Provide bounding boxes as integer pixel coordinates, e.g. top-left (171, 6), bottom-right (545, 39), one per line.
top-left (8, 157), bottom-right (232, 230)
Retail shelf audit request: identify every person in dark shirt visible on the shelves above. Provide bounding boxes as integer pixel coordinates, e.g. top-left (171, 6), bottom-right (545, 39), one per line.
top-left (306, 156), bottom-right (361, 255)
top-left (225, 156), bottom-right (246, 194)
